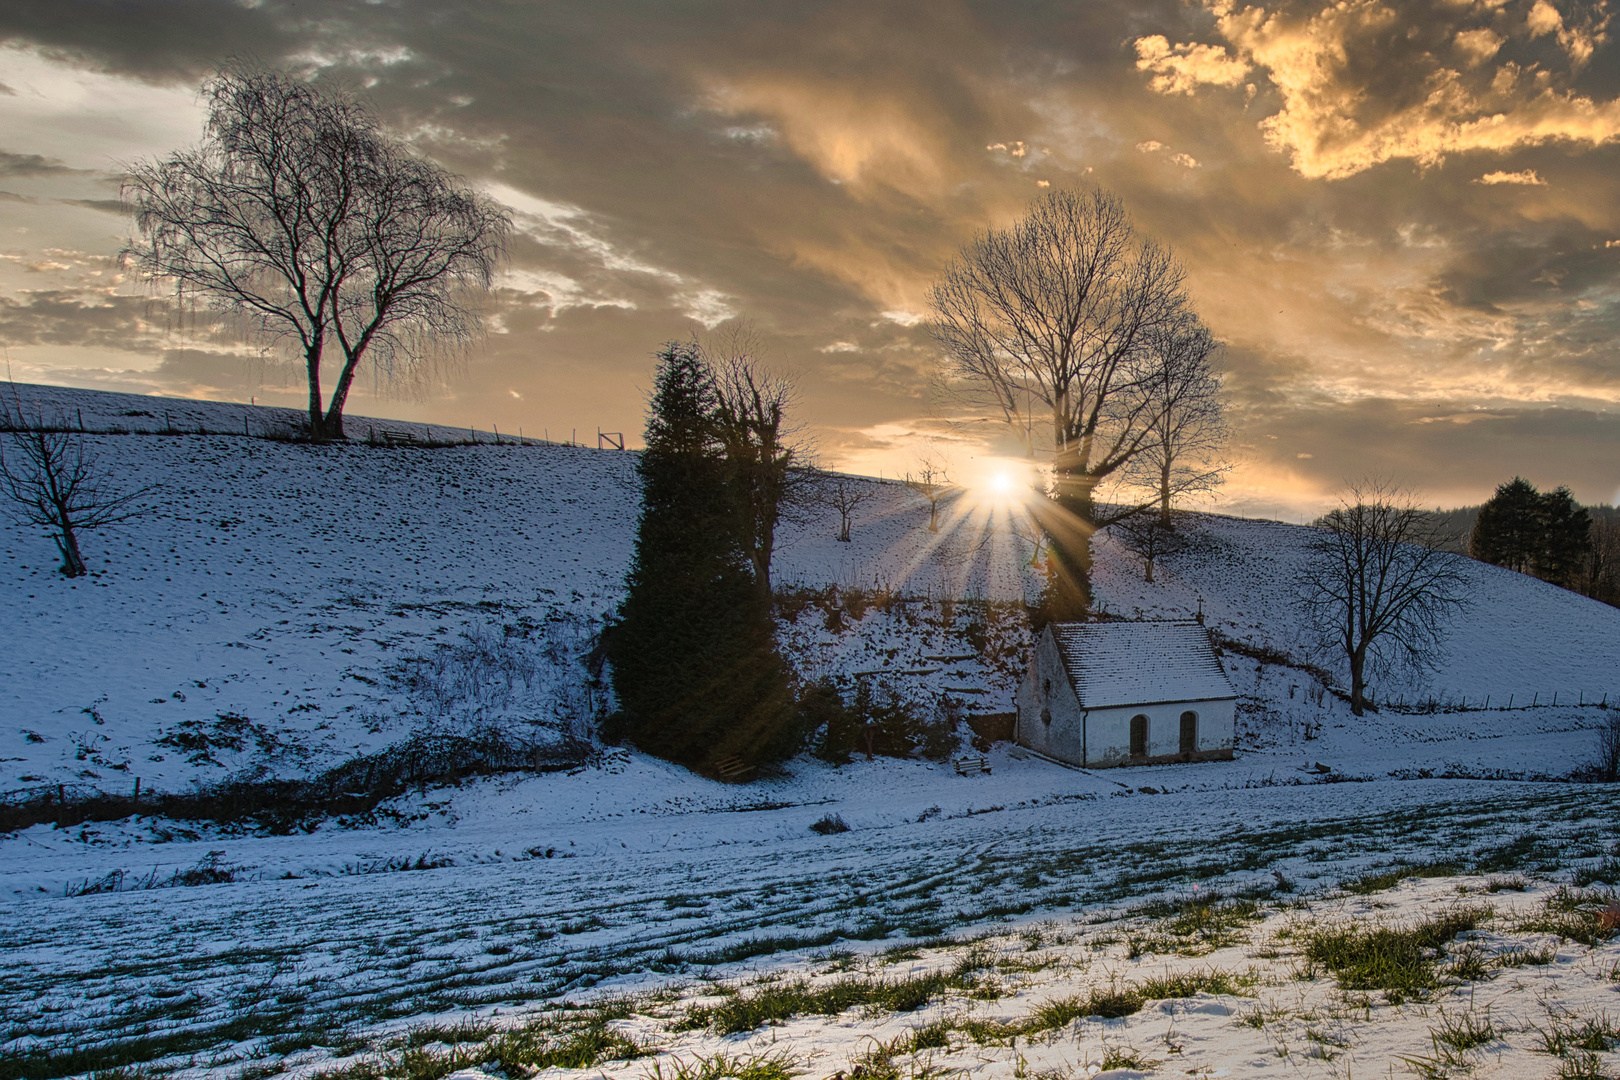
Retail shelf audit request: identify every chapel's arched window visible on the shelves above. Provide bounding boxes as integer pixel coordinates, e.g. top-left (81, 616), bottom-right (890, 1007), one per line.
top-left (1180, 710), bottom-right (1198, 754)
top-left (1130, 714), bottom-right (1149, 758)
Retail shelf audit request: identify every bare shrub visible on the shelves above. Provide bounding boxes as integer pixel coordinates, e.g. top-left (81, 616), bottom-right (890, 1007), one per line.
top-left (809, 813), bottom-right (850, 835)
top-left (1598, 712), bottom-right (1620, 783)
top-left (391, 617), bottom-right (603, 745)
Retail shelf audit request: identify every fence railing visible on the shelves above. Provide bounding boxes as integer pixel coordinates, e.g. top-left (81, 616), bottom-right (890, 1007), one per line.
top-left (1374, 689), bottom-right (1615, 714)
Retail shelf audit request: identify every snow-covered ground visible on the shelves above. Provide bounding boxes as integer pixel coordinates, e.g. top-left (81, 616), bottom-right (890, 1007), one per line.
top-left (3, 383), bottom-right (1620, 1080)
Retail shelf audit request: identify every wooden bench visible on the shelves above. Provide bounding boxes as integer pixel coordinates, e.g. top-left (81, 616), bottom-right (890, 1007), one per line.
top-left (954, 754), bottom-right (991, 777)
top-left (379, 429), bottom-right (422, 447)
top-left (712, 755), bottom-right (754, 781)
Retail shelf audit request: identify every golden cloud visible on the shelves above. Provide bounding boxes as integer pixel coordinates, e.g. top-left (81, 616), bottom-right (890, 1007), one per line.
top-left (1475, 169), bottom-right (1548, 184)
top-left (1134, 34), bottom-right (1251, 95)
top-left (1135, 0), bottom-right (1620, 179)
top-left (1453, 27), bottom-right (1504, 66)
top-left (701, 75), bottom-right (952, 197)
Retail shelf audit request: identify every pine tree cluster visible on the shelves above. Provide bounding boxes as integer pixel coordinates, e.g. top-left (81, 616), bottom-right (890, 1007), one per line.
top-left (605, 343), bottom-right (799, 772)
top-left (1469, 476), bottom-right (1593, 588)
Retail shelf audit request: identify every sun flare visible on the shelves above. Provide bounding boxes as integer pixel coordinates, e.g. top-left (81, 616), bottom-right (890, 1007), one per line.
top-left (964, 456), bottom-right (1036, 509)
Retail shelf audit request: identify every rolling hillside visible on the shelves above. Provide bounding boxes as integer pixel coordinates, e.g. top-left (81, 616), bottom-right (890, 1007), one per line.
top-left (1, 382), bottom-right (1617, 799)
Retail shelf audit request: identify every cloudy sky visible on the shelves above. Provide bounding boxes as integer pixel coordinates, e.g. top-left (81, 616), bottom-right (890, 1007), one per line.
top-left (1, 0), bottom-right (1618, 518)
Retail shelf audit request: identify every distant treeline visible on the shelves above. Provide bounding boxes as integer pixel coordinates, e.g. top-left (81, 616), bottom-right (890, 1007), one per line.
top-left (1427, 481), bottom-right (1620, 609)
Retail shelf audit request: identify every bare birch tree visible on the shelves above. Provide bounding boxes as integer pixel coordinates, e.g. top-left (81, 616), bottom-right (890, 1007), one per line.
top-left (0, 396), bottom-right (150, 578)
top-left (1297, 480), bottom-right (1471, 716)
top-left (929, 187), bottom-right (1205, 620)
top-left (1130, 314), bottom-right (1228, 526)
top-left (124, 66), bottom-right (510, 441)
top-left (704, 324), bottom-right (811, 603)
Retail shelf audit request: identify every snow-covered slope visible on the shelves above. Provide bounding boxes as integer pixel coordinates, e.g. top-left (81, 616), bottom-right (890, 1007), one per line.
top-left (1095, 514), bottom-right (1620, 703)
top-left (1, 381), bottom-right (1617, 800)
top-left (0, 384), bottom-right (1021, 794)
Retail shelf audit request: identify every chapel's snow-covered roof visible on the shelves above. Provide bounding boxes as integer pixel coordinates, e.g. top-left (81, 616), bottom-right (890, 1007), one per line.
top-left (1051, 621), bottom-right (1235, 709)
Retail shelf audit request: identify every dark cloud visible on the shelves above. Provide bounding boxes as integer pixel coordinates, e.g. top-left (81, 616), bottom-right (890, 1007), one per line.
top-left (1239, 397), bottom-right (1620, 509)
top-left (55, 197), bottom-right (123, 214)
top-left (0, 149), bottom-right (83, 176)
top-left (0, 0), bottom-right (298, 83)
top-left (0, 290), bottom-right (167, 351)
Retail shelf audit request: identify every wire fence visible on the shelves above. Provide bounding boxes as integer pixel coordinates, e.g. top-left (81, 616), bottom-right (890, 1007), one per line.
top-left (1376, 689), bottom-right (1617, 714)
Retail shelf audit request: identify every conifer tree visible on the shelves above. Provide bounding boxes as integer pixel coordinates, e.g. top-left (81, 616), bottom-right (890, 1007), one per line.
top-left (607, 342), bottom-right (798, 771)
top-left (1535, 486), bottom-right (1592, 588)
top-left (1469, 477), bottom-right (1542, 572)
top-left (1470, 477), bottom-right (1592, 588)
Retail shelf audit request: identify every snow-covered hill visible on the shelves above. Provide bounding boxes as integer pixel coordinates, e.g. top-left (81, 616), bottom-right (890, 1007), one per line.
top-left (1, 382), bottom-right (1617, 799)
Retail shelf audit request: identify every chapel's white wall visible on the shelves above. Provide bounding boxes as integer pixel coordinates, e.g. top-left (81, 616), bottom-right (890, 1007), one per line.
top-left (1085, 699), bottom-right (1236, 767)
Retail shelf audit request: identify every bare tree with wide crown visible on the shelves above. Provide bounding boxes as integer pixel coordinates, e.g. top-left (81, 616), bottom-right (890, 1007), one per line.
top-left (124, 66), bottom-right (510, 441)
top-left (929, 187), bottom-right (1220, 621)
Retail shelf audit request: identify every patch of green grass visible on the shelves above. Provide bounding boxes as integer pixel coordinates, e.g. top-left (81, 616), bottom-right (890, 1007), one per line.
top-left (1484, 874), bottom-right (1532, 893)
top-left (401, 1020), bottom-right (497, 1049)
top-left (1304, 1027), bottom-right (1348, 1062)
top-left (675, 973), bottom-right (960, 1035)
top-left (839, 1038), bottom-right (953, 1080)
top-left (1556, 1051), bottom-right (1610, 1080)
top-left (642, 1051), bottom-right (801, 1080)
top-left (1025, 969), bottom-right (1255, 1030)
top-left (948, 943), bottom-right (998, 978)
top-left (1433, 1007), bottom-right (1496, 1053)
top-left (1398, 1011), bottom-right (1497, 1080)
top-left (0, 1013), bottom-right (311, 1080)
top-left (1573, 860), bottom-right (1620, 888)
top-left (1300, 907), bottom-right (1490, 1002)
top-left (902, 1022), bottom-right (953, 1052)
top-left (1537, 1014), bottom-right (1620, 1056)
top-left (1098, 1046), bottom-right (1159, 1071)
top-left (302, 1011), bottom-right (654, 1080)
top-left (1237, 1003), bottom-right (1288, 1030)
top-left (1119, 892), bottom-right (1267, 958)
top-left (955, 1019), bottom-right (1016, 1046)
top-left (489, 1021), bottom-right (654, 1072)
top-left (680, 930), bottom-right (851, 966)
top-left (1518, 887), bottom-right (1620, 947)
top-left (1495, 944), bottom-right (1558, 968)
top-left (1341, 863), bottom-right (1460, 895)
top-left (1443, 943), bottom-right (1492, 983)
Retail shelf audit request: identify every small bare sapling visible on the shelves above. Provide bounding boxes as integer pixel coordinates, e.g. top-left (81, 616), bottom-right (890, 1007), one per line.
top-left (0, 398), bottom-right (151, 577)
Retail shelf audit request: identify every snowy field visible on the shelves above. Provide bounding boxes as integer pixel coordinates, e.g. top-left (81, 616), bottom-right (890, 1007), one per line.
top-left (3, 384), bottom-right (1620, 1080)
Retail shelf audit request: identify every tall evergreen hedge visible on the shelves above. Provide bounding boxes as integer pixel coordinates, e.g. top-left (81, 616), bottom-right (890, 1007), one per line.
top-left (606, 342), bottom-right (798, 770)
